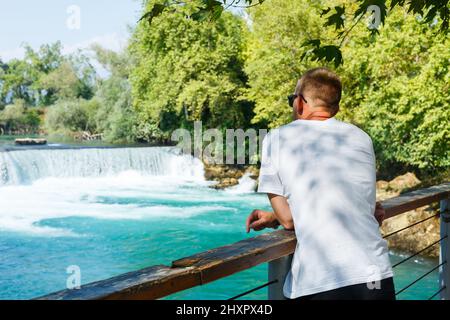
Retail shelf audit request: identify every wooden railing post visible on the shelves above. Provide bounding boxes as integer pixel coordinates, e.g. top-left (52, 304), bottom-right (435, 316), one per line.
top-left (439, 196), bottom-right (450, 300)
top-left (268, 254), bottom-right (293, 300)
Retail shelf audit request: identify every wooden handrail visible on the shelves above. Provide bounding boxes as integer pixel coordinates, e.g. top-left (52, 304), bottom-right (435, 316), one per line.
top-left (37, 182), bottom-right (450, 300)
top-left (382, 183), bottom-right (450, 219)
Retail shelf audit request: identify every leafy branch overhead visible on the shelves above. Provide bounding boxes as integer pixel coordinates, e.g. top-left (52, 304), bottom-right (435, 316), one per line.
top-left (301, 40), bottom-right (343, 68)
top-left (140, 0), bottom-right (449, 67)
top-left (139, 0), bottom-right (265, 23)
top-left (321, 5), bottom-right (346, 30)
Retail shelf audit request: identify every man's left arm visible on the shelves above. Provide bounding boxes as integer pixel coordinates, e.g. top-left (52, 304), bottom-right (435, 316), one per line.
top-left (375, 201), bottom-right (385, 226)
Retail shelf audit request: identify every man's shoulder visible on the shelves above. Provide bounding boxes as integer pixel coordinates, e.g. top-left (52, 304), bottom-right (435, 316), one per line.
top-left (274, 121), bottom-right (300, 134)
top-left (337, 120), bottom-right (373, 144)
top-left (264, 126), bottom-right (282, 140)
top-left (268, 119), bottom-right (373, 144)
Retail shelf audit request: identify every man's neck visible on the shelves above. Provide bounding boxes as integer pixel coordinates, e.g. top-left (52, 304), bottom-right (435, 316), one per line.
top-left (299, 110), bottom-right (333, 121)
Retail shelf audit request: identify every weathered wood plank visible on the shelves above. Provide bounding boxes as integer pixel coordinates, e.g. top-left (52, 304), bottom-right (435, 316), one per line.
top-left (14, 138), bottom-right (47, 145)
top-left (383, 183), bottom-right (450, 219)
top-left (37, 182), bottom-right (450, 300)
top-left (38, 230), bottom-right (296, 300)
top-left (37, 265), bottom-right (200, 300)
top-left (172, 229), bottom-right (297, 284)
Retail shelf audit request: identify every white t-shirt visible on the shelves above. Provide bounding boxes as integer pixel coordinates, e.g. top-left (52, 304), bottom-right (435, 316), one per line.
top-left (257, 118), bottom-right (393, 298)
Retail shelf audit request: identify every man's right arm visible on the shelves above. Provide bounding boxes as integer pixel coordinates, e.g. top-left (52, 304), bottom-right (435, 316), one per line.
top-left (246, 209), bottom-right (280, 233)
top-left (246, 192), bottom-right (294, 233)
top-left (267, 193), bottom-right (294, 230)
top-left (247, 131), bottom-right (293, 232)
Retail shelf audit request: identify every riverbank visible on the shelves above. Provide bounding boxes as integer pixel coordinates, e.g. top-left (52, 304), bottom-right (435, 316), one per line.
top-left (377, 173), bottom-right (441, 258)
top-left (204, 164), bottom-right (259, 189)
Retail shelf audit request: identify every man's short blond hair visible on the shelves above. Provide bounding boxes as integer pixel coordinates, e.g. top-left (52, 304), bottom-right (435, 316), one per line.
top-left (297, 67), bottom-right (342, 111)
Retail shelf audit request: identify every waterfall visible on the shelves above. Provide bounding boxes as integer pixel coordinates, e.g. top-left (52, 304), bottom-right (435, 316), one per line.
top-left (225, 173), bottom-right (257, 194)
top-left (0, 147), bottom-right (204, 186)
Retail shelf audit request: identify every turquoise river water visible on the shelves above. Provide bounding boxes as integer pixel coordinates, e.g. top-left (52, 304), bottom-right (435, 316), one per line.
top-left (0, 145), bottom-right (440, 300)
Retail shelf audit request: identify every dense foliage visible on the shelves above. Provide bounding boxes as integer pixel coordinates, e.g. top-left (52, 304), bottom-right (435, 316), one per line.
top-left (244, 0), bottom-right (450, 173)
top-left (130, 3), bottom-right (252, 142)
top-left (343, 10), bottom-right (450, 171)
top-left (141, 0), bottom-right (450, 68)
top-left (0, 43), bottom-right (137, 143)
top-left (0, 42), bottom-right (95, 107)
top-left (243, 0), bottom-right (333, 128)
top-left (0, 99), bottom-right (41, 135)
top-left (89, 45), bottom-right (137, 143)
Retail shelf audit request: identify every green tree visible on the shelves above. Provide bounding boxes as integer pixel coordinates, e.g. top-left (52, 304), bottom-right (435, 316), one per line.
top-left (38, 57), bottom-right (96, 104)
top-left (0, 42), bottom-right (96, 107)
top-left (38, 62), bottom-right (82, 100)
top-left (0, 99), bottom-right (41, 134)
top-left (23, 42), bottom-right (64, 106)
top-left (0, 59), bottom-right (7, 109)
top-left (130, 2), bottom-right (251, 142)
top-left (140, 1), bottom-right (449, 67)
top-left (91, 45), bottom-right (137, 143)
top-left (0, 58), bottom-right (37, 106)
top-left (0, 42), bottom-right (64, 106)
top-left (45, 98), bottom-right (98, 135)
top-left (244, 0), bottom-right (333, 128)
top-left (36, 50), bottom-right (96, 105)
top-left (245, 0), bottom-right (449, 174)
top-left (343, 12), bottom-right (450, 171)
top-left (40, 44), bottom-right (135, 143)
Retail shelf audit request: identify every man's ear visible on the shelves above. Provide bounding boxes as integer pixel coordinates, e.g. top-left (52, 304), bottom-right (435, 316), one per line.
top-left (296, 99), bottom-right (303, 116)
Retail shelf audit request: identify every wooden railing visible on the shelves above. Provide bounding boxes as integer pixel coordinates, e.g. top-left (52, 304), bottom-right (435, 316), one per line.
top-left (38, 182), bottom-right (450, 300)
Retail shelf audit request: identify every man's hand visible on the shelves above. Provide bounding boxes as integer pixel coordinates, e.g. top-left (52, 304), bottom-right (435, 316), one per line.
top-left (375, 201), bottom-right (385, 227)
top-left (246, 209), bottom-right (279, 233)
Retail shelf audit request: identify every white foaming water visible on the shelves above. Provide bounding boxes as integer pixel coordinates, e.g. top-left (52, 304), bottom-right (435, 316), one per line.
top-left (225, 173), bottom-right (257, 194)
top-left (0, 147), bottom-right (215, 236)
top-left (0, 147), bottom-right (204, 185)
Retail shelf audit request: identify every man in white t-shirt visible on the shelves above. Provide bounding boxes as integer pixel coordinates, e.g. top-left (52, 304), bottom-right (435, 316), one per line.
top-left (246, 67), bottom-right (395, 300)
